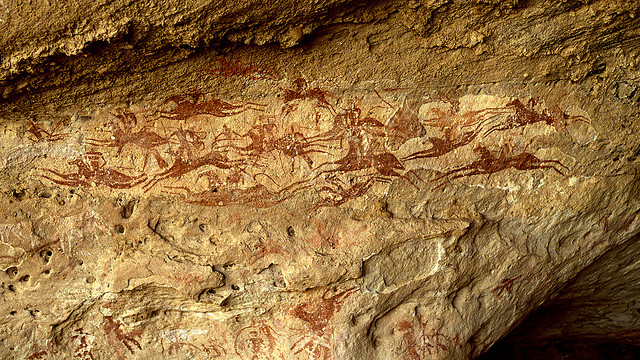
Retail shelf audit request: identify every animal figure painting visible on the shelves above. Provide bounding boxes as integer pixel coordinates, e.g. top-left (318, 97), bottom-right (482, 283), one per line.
top-left (31, 66), bottom-right (588, 209)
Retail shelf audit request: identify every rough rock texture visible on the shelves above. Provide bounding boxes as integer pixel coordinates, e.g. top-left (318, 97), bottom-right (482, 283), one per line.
top-left (481, 233), bottom-right (640, 359)
top-left (1, 0), bottom-right (639, 359)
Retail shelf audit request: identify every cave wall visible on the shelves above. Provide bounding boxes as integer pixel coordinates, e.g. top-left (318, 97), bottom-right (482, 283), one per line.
top-left (1, 1), bottom-right (640, 359)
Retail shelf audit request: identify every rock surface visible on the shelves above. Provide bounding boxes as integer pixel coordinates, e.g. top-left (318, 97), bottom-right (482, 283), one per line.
top-left (0, 0), bottom-right (639, 359)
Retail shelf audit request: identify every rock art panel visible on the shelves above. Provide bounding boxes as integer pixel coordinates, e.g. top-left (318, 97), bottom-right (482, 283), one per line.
top-left (1, 2), bottom-right (640, 359)
top-left (16, 75), bottom-right (590, 213)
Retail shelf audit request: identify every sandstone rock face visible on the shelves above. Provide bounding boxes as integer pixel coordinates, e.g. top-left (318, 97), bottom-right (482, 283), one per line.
top-left (0, 1), bottom-right (639, 359)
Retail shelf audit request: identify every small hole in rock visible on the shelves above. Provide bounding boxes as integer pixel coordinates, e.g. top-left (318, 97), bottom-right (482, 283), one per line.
top-left (6, 267), bottom-right (18, 277)
top-left (39, 191), bottom-right (52, 198)
top-left (8, 285), bottom-right (15, 292)
top-left (42, 269), bottom-right (50, 275)
top-left (40, 249), bottom-right (52, 263)
top-left (231, 284), bottom-right (240, 291)
top-left (114, 224), bottom-right (125, 234)
top-left (19, 275), bottom-right (30, 282)
top-left (207, 289), bottom-right (216, 294)
top-left (121, 200), bottom-right (137, 219)
top-left (10, 311), bottom-right (17, 316)
top-left (12, 189), bottom-right (26, 200)
top-left (287, 226), bottom-right (295, 237)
